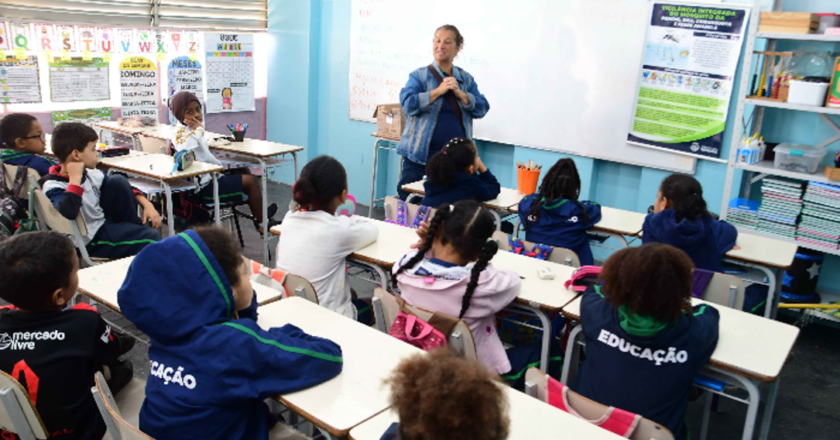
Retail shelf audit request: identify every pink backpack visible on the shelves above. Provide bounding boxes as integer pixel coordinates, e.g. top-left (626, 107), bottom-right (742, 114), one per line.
top-left (547, 376), bottom-right (641, 438)
top-left (564, 266), bottom-right (602, 292)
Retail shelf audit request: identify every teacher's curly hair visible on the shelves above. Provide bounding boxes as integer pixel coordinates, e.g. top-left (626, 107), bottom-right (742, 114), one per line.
top-left (437, 24), bottom-right (464, 51)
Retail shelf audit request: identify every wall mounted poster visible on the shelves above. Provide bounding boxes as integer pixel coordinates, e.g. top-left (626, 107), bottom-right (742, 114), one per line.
top-left (48, 57), bottom-right (109, 102)
top-left (627, 3), bottom-right (750, 159)
top-left (204, 32), bottom-right (254, 113)
top-left (1, 56), bottom-right (42, 103)
top-left (167, 56), bottom-right (204, 124)
top-left (120, 56), bottom-right (159, 119)
top-left (0, 22), bottom-right (8, 50)
top-left (52, 108), bottom-right (114, 144)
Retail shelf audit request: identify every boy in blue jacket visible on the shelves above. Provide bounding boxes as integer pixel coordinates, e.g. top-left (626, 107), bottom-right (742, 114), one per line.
top-left (421, 137), bottom-right (500, 208)
top-left (118, 227), bottom-right (343, 440)
top-left (0, 113), bottom-right (54, 177)
top-left (570, 243), bottom-right (719, 440)
top-left (518, 158), bottom-right (601, 266)
top-left (643, 174), bottom-right (738, 272)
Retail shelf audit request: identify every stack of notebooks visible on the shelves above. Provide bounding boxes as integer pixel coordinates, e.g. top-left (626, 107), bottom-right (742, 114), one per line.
top-left (727, 198), bottom-right (760, 230)
top-left (797, 181), bottom-right (840, 250)
top-left (757, 178), bottom-right (804, 239)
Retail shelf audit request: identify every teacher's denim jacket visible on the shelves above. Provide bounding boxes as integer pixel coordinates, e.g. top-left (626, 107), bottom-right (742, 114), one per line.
top-left (397, 63), bottom-right (490, 164)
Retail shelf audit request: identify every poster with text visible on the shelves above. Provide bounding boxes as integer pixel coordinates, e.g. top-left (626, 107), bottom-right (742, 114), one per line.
top-left (8, 23), bottom-right (31, 50)
top-left (52, 108), bottom-right (114, 144)
top-left (97, 27), bottom-right (114, 54)
top-left (204, 33), bottom-right (254, 113)
top-left (33, 24), bottom-right (54, 52)
top-left (48, 57), bottom-right (109, 102)
top-left (117, 28), bottom-right (134, 53)
top-left (135, 29), bottom-right (154, 54)
top-left (1, 56), bottom-right (42, 103)
top-left (627, 3), bottom-right (750, 159)
top-left (55, 25), bottom-right (76, 52)
top-left (76, 26), bottom-right (97, 53)
top-left (167, 56), bottom-right (204, 124)
top-left (120, 56), bottom-right (159, 119)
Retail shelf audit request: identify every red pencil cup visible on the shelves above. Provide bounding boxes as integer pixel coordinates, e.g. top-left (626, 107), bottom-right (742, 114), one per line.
top-left (517, 167), bottom-right (541, 195)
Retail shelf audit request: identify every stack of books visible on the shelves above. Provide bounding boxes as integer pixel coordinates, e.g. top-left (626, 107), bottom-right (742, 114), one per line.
top-left (797, 181), bottom-right (840, 250)
top-left (727, 198), bottom-right (760, 230)
top-left (757, 178), bottom-right (804, 239)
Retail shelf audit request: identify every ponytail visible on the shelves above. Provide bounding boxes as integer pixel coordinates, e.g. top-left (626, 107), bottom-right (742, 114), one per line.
top-left (426, 137), bottom-right (476, 188)
top-left (391, 207), bottom-right (451, 291)
top-left (659, 174), bottom-right (708, 222)
top-left (293, 178), bottom-right (316, 206)
top-left (459, 240), bottom-right (498, 318)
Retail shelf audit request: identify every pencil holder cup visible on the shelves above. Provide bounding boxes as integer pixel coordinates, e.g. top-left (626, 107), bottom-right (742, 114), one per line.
top-left (232, 131), bottom-right (246, 142)
top-left (517, 168), bottom-right (541, 194)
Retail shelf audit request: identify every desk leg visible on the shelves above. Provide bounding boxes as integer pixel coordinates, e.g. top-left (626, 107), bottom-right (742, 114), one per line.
top-left (348, 257), bottom-right (390, 288)
top-left (758, 379), bottom-right (780, 440)
top-left (369, 139), bottom-right (381, 217)
top-left (213, 173), bottom-right (221, 227)
top-left (163, 181), bottom-right (175, 237)
top-left (561, 325), bottom-right (583, 384)
top-left (707, 366), bottom-right (760, 440)
top-left (489, 210), bottom-right (502, 232)
top-left (259, 158), bottom-right (269, 265)
top-left (508, 303), bottom-right (552, 373)
top-left (724, 258), bottom-right (776, 319)
top-left (292, 152), bottom-right (299, 180)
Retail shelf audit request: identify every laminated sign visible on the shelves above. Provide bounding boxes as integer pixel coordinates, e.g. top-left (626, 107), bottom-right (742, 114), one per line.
top-left (120, 56), bottom-right (159, 119)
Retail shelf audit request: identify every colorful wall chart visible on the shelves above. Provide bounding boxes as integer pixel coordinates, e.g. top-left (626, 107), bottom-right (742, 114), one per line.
top-left (167, 56), bottom-right (204, 124)
top-left (627, 3), bottom-right (749, 159)
top-left (120, 56), bottom-right (159, 119)
top-left (1, 56), bottom-right (42, 103)
top-left (52, 108), bottom-right (114, 144)
top-left (204, 32), bottom-right (254, 113)
top-left (48, 57), bottom-right (109, 102)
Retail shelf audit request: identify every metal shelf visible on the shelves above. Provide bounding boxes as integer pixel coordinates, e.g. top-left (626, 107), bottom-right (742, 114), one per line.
top-left (744, 99), bottom-right (840, 116)
top-left (733, 225), bottom-right (840, 258)
top-left (755, 32), bottom-right (840, 42)
top-left (733, 160), bottom-right (836, 185)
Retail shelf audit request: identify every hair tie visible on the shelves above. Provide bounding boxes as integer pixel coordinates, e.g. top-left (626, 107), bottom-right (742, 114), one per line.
top-left (449, 204), bottom-right (455, 213)
top-left (443, 151), bottom-right (447, 155)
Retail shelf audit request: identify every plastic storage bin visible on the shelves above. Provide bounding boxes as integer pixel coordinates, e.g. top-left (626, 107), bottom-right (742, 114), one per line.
top-left (773, 143), bottom-right (827, 174)
top-left (788, 79), bottom-right (830, 106)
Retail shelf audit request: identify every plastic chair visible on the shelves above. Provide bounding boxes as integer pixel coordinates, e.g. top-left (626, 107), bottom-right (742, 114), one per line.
top-left (30, 186), bottom-right (107, 267)
top-left (372, 288), bottom-right (477, 360)
top-left (283, 273), bottom-right (320, 305)
top-left (702, 272), bottom-right (746, 311)
top-left (0, 370), bottom-right (49, 440)
top-left (524, 368), bottom-right (674, 440)
top-left (2, 164), bottom-right (40, 201)
top-left (492, 230), bottom-right (581, 267)
top-left (383, 196), bottom-right (437, 225)
top-left (92, 372), bottom-right (153, 440)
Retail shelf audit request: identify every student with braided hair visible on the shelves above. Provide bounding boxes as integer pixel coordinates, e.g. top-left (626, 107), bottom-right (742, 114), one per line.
top-left (517, 158), bottom-right (602, 265)
top-left (392, 200), bottom-right (520, 374)
top-left (420, 137), bottom-right (500, 208)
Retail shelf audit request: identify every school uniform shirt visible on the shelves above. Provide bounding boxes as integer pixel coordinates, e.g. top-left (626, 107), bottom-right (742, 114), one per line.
top-left (421, 170), bottom-right (501, 209)
top-left (517, 195), bottom-right (602, 266)
top-left (0, 303), bottom-right (122, 440)
top-left (380, 423), bottom-right (399, 440)
top-left (170, 123), bottom-right (221, 189)
top-left (275, 210), bottom-right (379, 319)
top-left (118, 230), bottom-right (343, 440)
top-left (0, 148), bottom-right (54, 177)
top-left (570, 286), bottom-right (719, 440)
top-left (642, 209), bottom-right (738, 272)
top-left (394, 250), bottom-right (521, 374)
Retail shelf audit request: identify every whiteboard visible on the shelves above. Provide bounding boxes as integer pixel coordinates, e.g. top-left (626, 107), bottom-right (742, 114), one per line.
top-left (349, 0), bottom-right (715, 173)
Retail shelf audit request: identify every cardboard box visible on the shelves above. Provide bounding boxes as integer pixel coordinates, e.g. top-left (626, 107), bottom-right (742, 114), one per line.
top-left (759, 12), bottom-right (819, 34)
top-left (824, 165), bottom-right (840, 181)
top-left (373, 104), bottom-right (406, 139)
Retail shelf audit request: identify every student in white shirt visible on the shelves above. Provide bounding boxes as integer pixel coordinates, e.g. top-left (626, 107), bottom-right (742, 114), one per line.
top-left (275, 155), bottom-right (379, 321)
top-left (168, 91), bottom-right (277, 233)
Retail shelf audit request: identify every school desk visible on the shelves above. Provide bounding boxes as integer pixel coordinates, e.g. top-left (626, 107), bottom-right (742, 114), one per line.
top-left (99, 153), bottom-right (224, 236)
top-left (256, 297), bottom-right (423, 440)
top-left (400, 179), bottom-right (522, 229)
top-left (348, 385), bottom-right (626, 440)
top-left (560, 296), bottom-right (800, 440)
top-left (509, 202), bottom-right (647, 249)
top-left (76, 256), bottom-right (285, 313)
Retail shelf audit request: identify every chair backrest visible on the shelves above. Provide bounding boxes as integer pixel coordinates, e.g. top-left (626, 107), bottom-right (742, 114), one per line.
top-left (283, 273), bottom-right (319, 305)
top-left (32, 187), bottom-right (88, 237)
top-left (139, 136), bottom-right (167, 155)
top-left (92, 372), bottom-right (155, 440)
top-left (492, 231), bottom-right (581, 267)
top-left (2, 164), bottom-right (40, 201)
top-left (384, 196), bottom-right (437, 226)
top-left (703, 272), bottom-right (745, 311)
top-left (524, 368), bottom-right (674, 440)
top-left (372, 288), bottom-right (478, 361)
top-left (0, 370), bottom-right (48, 440)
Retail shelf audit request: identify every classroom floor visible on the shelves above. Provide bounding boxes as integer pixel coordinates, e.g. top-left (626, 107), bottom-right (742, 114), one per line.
top-left (57, 181), bottom-right (840, 439)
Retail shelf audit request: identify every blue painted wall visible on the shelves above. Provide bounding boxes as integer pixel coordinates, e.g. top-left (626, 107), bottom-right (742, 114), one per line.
top-left (267, 0), bottom-right (840, 290)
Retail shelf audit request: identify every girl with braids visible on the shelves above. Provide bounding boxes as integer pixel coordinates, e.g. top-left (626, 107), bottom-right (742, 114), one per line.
top-left (275, 156), bottom-right (378, 320)
top-left (392, 200), bottom-right (520, 374)
top-left (642, 173), bottom-right (738, 272)
top-left (516, 158), bottom-right (602, 265)
top-left (420, 137), bottom-right (500, 208)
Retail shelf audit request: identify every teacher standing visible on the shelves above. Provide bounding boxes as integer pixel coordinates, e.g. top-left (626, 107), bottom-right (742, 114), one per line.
top-left (396, 24), bottom-right (490, 200)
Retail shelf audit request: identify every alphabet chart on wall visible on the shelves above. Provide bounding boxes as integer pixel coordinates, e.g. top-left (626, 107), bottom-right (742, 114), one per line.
top-left (204, 32), bottom-right (254, 113)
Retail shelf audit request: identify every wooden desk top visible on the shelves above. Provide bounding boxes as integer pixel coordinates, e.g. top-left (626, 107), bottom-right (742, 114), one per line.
top-left (402, 179), bottom-right (524, 211)
top-left (258, 298), bottom-right (423, 437)
top-left (99, 153), bottom-right (223, 181)
top-left (208, 137), bottom-right (303, 158)
top-left (561, 297), bottom-right (799, 382)
top-left (724, 231), bottom-right (798, 270)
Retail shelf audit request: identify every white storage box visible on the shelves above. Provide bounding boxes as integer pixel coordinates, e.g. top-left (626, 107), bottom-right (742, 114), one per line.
top-left (788, 79), bottom-right (830, 106)
top-left (774, 143), bottom-right (827, 174)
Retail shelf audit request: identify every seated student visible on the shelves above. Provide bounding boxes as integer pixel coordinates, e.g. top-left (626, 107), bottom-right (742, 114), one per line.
top-left (393, 200), bottom-right (520, 375)
top-left (0, 113), bottom-right (54, 176)
top-left (518, 158), bottom-right (602, 265)
top-left (39, 122), bottom-right (161, 260)
top-left (420, 137), bottom-right (500, 208)
top-left (168, 91), bottom-right (277, 233)
top-left (570, 243), bottom-right (719, 440)
top-left (275, 156), bottom-right (378, 320)
top-left (119, 226), bottom-right (343, 440)
top-left (0, 231), bottom-right (134, 440)
top-left (643, 174), bottom-right (738, 272)
top-left (380, 349), bottom-right (510, 440)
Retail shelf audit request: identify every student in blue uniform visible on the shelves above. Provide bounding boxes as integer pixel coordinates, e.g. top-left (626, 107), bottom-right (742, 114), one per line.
top-left (517, 158), bottom-right (601, 265)
top-left (0, 113), bottom-right (54, 177)
top-left (118, 226), bottom-right (343, 440)
top-left (643, 174), bottom-right (738, 272)
top-left (570, 243), bottom-right (719, 440)
top-left (421, 137), bottom-right (500, 208)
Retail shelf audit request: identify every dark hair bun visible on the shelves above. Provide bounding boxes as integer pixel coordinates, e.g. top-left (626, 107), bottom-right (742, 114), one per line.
top-left (293, 177), bottom-right (317, 206)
